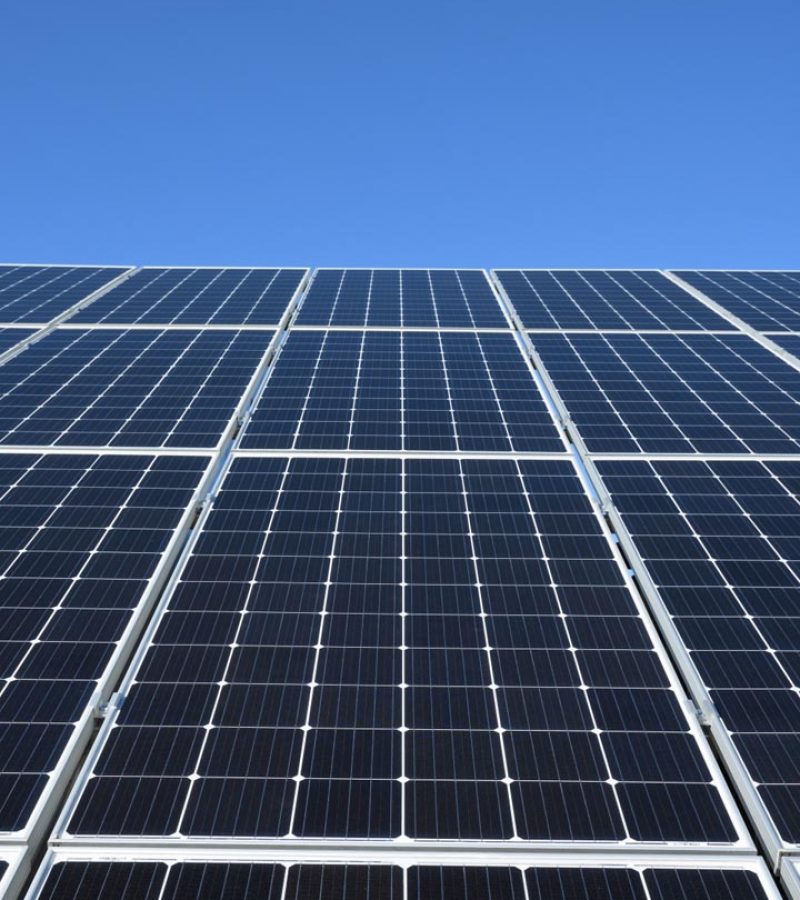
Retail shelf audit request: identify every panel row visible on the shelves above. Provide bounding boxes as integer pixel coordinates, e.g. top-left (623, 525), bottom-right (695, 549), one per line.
top-left (58, 456), bottom-right (744, 846)
top-left (28, 861), bottom-right (778, 900)
top-left (0, 453), bottom-right (210, 837)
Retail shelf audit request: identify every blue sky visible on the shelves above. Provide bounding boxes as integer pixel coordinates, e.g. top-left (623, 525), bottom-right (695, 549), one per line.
top-left (1, 1), bottom-right (797, 268)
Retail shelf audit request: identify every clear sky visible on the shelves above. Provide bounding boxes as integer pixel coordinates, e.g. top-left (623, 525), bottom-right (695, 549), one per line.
top-left (1, 1), bottom-right (797, 268)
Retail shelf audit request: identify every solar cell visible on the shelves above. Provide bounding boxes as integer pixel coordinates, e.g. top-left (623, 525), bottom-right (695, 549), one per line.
top-left (239, 330), bottom-right (562, 452)
top-left (767, 334), bottom-right (800, 361)
top-left (598, 458), bottom-right (800, 849)
top-left (673, 271), bottom-right (800, 332)
top-left (28, 862), bottom-right (778, 900)
top-left (532, 331), bottom-right (800, 454)
top-left (294, 269), bottom-right (508, 328)
top-left (493, 270), bottom-right (733, 331)
top-left (71, 267), bottom-right (307, 326)
top-left (0, 327), bottom-right (273, 448)
top-left (0, 266), bottom-right (127, 325)
top-left (0, 452), bottom-right (208, 836)
top-left (62, 455), bottom-right (741, 845)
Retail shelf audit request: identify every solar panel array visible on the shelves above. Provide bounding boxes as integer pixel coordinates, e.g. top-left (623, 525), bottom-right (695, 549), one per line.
top-left (0, 264), bottom-right (798, 900)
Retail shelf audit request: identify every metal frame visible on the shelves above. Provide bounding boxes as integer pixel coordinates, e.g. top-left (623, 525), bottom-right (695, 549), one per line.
top-left (0, 848), bottom-right (29, 900)
top-left (781, 857), bottom-right (800, 900)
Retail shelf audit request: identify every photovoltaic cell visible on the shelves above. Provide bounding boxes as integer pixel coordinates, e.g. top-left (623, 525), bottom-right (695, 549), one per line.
top-left (598, 458), bottom-right (800, 845)
top-left (0, 452), bottom-right (207, 834)
top-left (674, 271), bottom-right (800, 332)
top-left (0, 327), bottom-right (273, 448)
top-left (0, 266), bottom-right (127, 325)
top-left (294, 269), bottom-right (508, 328)
top-left (30, 863), bottom-right (773, 900)
top-left (533, 331), bottom-right (800, 453)
top-left (71, 268), bottom-right (306, 326)
top-left (767, 334), bottom-right (800, 361)
top-left (65, 456), bottom-right (737, 845)
top-left (494, 270), bottom-right (733, 331)
top-left (240, 330), bottom-right (561, 452)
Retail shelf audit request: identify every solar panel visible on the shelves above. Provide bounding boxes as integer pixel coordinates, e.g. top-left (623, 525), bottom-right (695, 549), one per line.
top-left (0, 327), bottom-right (274, 448)
top-left (239, 330), bottom-right (562, 452)
top-left (493, 270), bottom-right (733, 331)
top-left (767, 333), bottom-right (800, 360)
top-left (0, 266), bottom-right (128, 325)
top-left (0, 328), bottom-right (37, 357)
top-left (61, 455), bottom-right (742, 846)
top-left (0, 452), bottom-right (209, 837)
top-left (532, 331), bottom-right (800, 454)
top-left (28, 861), bottom-right (780, 900)
top-left (294, 269), bottom-right (508, 328)
top-left (71, 267), bottom-right (307, 326)
top-left (596, 458), bottom-right (800, 852)
top-left (673, 271), bottom-right (800, 332)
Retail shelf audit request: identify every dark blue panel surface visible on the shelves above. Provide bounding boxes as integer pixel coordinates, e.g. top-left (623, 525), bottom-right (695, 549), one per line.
top-left (495, 270), bottom-right (732, 331)
top-left (675, 270), bottom-right (800, 332)
top-left (240, 330), bottom-right (561, 452)
top-left (0, 328), bottom-right (272, 448)
top-left (294, 269), bottom-right (507, 328)
top-left (67, 457), bottom-right (735, 844)
top-left (0, 452), bottom-right (207, 834)
top-left (0, 265), bottom-right (127, 324)
top-left (534, 331), bottom-right (800, 453)
top-left (72, 268), bottom-right (305, 326)
top-left (599, 457), bottom-right (800, 844)
top-left (0, 328), bottom-right (36, 356)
